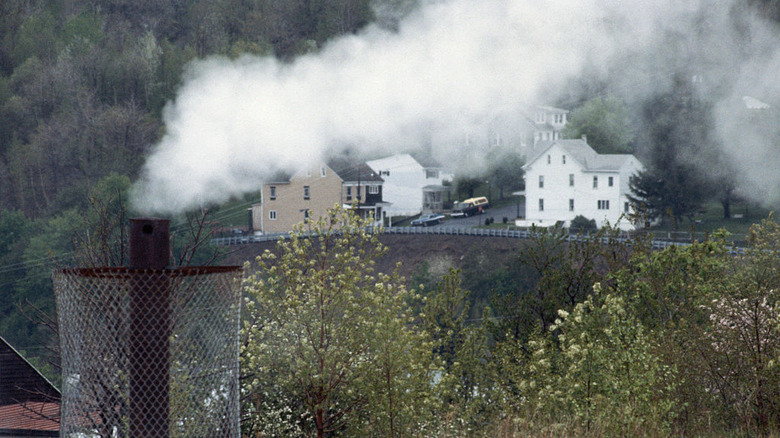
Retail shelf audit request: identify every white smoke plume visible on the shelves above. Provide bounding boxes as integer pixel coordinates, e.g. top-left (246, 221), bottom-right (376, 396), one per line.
top-left (132, 0), bottom-right (780, 214)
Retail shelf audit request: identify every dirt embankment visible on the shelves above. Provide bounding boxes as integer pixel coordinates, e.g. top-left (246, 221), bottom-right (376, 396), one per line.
top-left (223, 234), bottom-right (527, 280)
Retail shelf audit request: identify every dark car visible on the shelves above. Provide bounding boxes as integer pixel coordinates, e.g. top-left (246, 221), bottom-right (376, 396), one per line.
top-left (410, 213), bottom-right (446, 226)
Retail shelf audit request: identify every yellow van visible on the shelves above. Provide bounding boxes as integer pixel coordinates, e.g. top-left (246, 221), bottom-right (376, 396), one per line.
top-left (450, 196), bottom-right (489, 218)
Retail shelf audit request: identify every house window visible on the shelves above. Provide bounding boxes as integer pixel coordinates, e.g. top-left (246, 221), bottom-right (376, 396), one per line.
top-left (269, 210), bottom-right (277, 220)
top-left (608, 176), bottom-right (614, 187)
top-left (569, 174), bottom-right (575, 186)
top-left (269, 186), bottom-right (276, 200)
top-left (539, 175), bottom-right (544, 188)
top-left (569, 199), bottom-right (575, 211)
top-left (346, 186), bottom-right (352, 201)
top-left (536, 113), bottom-right (545, 123)
top-left (539, 199), bottom-right (544, 212)
top-left (303, 209), bottom-right (310, 222)
top-left (303, 186), bottom-right (310, 200)
top-left (547, 155), bottom-right (551, 164)
top-left (321, 167), bottom-right (326, 177)
top-left (597, 200), bottom-right (610, 210)
top-left (368, 185), bottom-right (379, 194)
top-left (624, 202), bottom-right (630, 213)
top-left (426, 169), bottom-right (439, 178)
top-left (562, 155), bottom-right (566, 164)
top-left (306, 169), bottom-right (312, 177)
top-left (593, 176), bottom-right (598, 188)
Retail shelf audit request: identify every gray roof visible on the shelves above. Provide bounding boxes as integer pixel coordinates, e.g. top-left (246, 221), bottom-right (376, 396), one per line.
top-left (526, 139), bottom-right (636, 172)
top-left (328, 160), bottom-right (384, 183)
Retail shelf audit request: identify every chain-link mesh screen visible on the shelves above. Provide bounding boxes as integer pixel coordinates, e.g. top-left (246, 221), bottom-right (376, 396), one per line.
top-left (53, 266), bottom-right (242, 438)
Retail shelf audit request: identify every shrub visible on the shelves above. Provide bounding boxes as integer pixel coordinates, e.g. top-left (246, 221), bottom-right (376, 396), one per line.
top-left (570, 215), bottom-right (597, 232)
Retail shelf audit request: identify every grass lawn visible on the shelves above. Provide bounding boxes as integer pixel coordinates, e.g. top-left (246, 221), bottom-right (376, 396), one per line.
top-left (648, 200), bottom-right (775, 242)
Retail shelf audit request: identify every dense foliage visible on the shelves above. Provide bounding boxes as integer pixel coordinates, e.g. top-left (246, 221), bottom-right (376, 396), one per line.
top-left (241, 206), bottom-right (780, 437)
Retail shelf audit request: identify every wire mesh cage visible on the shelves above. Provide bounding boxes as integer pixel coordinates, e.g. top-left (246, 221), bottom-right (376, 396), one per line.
top-left (53, 266), bottom-right (243, 438)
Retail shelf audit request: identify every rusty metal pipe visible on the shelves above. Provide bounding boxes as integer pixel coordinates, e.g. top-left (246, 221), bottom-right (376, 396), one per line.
top-left (129, 218), bottom-right (170, 438)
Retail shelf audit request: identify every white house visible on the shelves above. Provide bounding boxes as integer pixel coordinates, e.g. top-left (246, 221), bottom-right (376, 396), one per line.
top-left (366, 153), bottom-right (452, 217)
top-left (529, 105), bottom-right (569, 145)
top-left (515, 139), bottom-right (644, 230)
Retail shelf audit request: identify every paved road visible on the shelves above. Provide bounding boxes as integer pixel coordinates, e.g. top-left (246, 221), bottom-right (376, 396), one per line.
top-left (422, 202), bottom-right (523, 229)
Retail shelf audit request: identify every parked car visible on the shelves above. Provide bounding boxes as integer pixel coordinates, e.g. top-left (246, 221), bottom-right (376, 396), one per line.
top-left (411, 213), bottom-right (446, 226)
top-left (450, 196), bottom-right (489, 218)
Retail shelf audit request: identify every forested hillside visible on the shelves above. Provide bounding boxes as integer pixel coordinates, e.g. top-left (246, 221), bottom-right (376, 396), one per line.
top-left (0, 0), bottom-right (407, 373)
top-left (0, 0), bottom-right (398, 218)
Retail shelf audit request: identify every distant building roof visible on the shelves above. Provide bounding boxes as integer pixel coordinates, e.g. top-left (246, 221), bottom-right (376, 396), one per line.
top-left (366, 153), bottom-right (421, 170)
top-left (535, 105), bottom-right (569, 114)
top-left (411, 153), bottom-right (446, 169)
top-left (0, 402), bottom-right (59, 435)
top-left (329, 160), bottom-right (383, 183)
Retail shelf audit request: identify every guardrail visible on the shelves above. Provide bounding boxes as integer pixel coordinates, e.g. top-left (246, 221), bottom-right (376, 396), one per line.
top-left (211, 226), bottom-right (725, 253)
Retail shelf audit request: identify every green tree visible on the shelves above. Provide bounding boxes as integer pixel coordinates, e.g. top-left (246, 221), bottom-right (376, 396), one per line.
top-left (569, 214), bottom-right (597, 232)
top-left (607, 232), bottom-right (741, 433)
top-left (486, 148), bottom-right (524, 200)
top-left (63, 10), bottom-right (105, 49)
top-left (628, 167), bottom-right (706, 226)
top-left (699, 217), bottom-right (780, 432)
top-left (454, 175), bottom-right (481, 200)
top-left (241, 206), bottom-right (435, 437)
top-left (313, 0), bottom-right (374, 44)
top-left (539, 284), bottom-right (678, 434)
top-left (516, 225), bottom-right (630, 331)
top-left (11, 10), bottom-right (59, 66)
top-left (422, 268), bottom-right (493, 433)
top-left (563, 96), bottom-right (636, 154)
top-left (630, 79), bottom-right (711, 226)
top-left (0, 209), bottom-right (35, 350)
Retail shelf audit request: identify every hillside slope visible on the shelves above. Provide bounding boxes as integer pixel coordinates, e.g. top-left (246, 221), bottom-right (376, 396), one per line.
top-left (224, 234), bottom-right (527, 282)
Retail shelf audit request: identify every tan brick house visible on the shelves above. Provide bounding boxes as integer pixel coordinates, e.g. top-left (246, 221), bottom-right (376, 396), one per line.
top-left (251, 161), bottom-right (389, 234)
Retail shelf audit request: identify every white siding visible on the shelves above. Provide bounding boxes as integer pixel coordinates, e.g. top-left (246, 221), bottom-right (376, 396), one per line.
top-left (366, 154), bottom-right (451, 216)
top-left (518, 144), bottom-right (643, 230)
